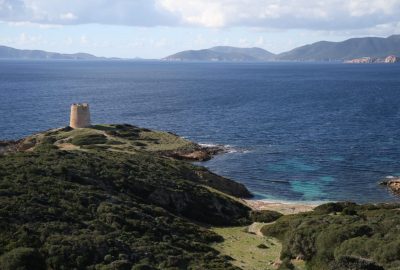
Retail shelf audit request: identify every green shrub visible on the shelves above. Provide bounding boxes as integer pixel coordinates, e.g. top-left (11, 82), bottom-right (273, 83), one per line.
top-left (330, 256), bottom-right (384, 270)
top-left (250, 210), bottom-right (283, 223)
top-left (34, 142), bottom-right (59, 152)
top-left (257, 243), bottom-right (269, 249)
top-left (81, 144), bottom-right (111, 150)
top-left (261, 203), bottom-right (400, 269)
top-left (71, 134), bottom-right (108, 145)
top-left (314, 202), bottom-right (357, 214)
top-left (0, 248), bottom-right (46, 270)
top-left (278, 258), bottom-right (295, 270)
top-left (106, 140), bottom-right (125, 145)
top-left (131, 264), bottom-right (156, 270)
top-left (133, 142), bottom-right (147, 147)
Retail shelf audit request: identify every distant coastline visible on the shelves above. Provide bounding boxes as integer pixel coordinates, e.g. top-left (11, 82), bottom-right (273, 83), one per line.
top-left (163, 34), bottom-right (400, 63)
top-left (2, 34), bottom-right (399, 63)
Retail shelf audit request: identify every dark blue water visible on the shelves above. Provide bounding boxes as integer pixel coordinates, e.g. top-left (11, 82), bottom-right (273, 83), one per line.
top-left (1, 60), bottom-right (400, 203)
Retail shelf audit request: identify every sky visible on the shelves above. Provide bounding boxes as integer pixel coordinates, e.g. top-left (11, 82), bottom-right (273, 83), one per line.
top-left (0, 0), bottom-right (399, 58)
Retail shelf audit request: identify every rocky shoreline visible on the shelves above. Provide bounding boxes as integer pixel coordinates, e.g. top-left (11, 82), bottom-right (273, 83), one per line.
top-left (163, 144), bottom-right (226, 161)
top-left (379, 176), bottom-right (400, 194)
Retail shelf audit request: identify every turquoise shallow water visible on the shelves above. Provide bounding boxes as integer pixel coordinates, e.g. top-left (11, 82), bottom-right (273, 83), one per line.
top-left (1, 60), bottom-right (400, 203)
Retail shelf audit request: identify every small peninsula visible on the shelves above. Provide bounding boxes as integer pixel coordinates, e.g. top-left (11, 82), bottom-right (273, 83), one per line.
top-left (1, 123), bottom-right (400, 269)
top-left (1, 102), bottom-right (400, 270)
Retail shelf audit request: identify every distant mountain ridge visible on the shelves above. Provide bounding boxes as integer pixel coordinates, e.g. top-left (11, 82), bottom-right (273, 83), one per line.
top-left (1, 34), bottom-right (399, 62)
top-left (164, 46), bottom-right (275, 62)
top-left (0, 45), bottom-right (105, 60)
top-left (164, 35), bottom-right (400, 62)
top-left (278, 35), bottom-right (400, 61)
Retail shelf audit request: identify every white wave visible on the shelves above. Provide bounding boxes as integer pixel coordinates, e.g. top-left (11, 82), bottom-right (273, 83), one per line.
top-left (199, 143), bottom-right (221, 148)
top-left (199, 142), bottom-right (253, 154)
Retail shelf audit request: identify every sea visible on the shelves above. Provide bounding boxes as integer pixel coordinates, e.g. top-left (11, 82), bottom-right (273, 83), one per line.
top-left (1, 60), bottom-right (400, 203)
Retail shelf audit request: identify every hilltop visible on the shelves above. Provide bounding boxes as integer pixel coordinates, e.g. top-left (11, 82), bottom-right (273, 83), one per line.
top-left (0, 124), bottom-right (253, 269)
top-left (164, 35), bottom-right (400, 62)
top-left (163, 46), bottom-right (275, 62)
top-left (0, 45), bottom-right (109, 60)
top-left (278, 35), bottom-right (400, 61)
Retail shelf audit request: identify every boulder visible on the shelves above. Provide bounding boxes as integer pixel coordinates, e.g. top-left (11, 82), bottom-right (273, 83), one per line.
top-left (379, 176), bottom-right (400, 194)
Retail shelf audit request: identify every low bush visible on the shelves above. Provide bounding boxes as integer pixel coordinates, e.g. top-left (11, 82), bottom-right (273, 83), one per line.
top-left (0, 247), bottom-right (46, 270)
top-left (262, 202), bottom-right (400, 270)
top-left (70, 134), bottom-right (108, 145)
top-left (250, 210), bottom-right (283, 223)
top-left (330, 256), bottom-right (384, 270)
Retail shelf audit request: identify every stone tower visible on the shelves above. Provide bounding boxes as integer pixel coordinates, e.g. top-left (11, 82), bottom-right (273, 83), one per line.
top-left (69, 103), bottom-right (91, 128)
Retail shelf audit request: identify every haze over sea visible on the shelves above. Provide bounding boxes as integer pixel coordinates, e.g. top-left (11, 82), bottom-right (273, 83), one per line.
top-left (1, 60), bottom-right (400, 203)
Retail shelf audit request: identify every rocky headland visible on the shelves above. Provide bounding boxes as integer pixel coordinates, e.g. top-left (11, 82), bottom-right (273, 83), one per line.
top-left (0, 123), bottom-right (257, 269)
top-left (2, 124), bottom-right (400, 269)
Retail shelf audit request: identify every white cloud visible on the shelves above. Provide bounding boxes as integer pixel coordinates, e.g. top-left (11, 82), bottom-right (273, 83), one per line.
top-left (80, 35), bottom-right (88, 45)
top-left (160, 0), bottom-right (226, 27)
top-left (0, 0), bottom-right (178, 26)
top-left (255, 36), bottom-right (265, 46)
top-left (65, 36), bottom-right (73, 46)
top-left (0, 0), bottom-right (399, 32)
top-left (0, 31), bottom-right (47, 46)
top-left (158, 0), bottom-right (400, 30)
top-left (59, 12), bottom-right (77, 21)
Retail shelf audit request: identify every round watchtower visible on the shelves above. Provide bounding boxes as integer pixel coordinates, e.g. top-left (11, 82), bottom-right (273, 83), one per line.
top-left (70, 103), bottom-right (91, 128)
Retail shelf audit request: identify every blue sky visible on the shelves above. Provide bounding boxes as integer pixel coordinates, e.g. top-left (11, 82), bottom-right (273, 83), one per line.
top-left (0, 0), bottom-right (399, 58)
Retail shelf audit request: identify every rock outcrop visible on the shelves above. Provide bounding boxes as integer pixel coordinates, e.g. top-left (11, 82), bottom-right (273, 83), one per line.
top-left (345, 57), bottom-right (377, 64)
top-left (384, 55), bottom-right (399, 63)
top-left (345, 55), bottom-right (399, 64)
top-left (379, 176), bottom-right (400, 194)
top-left (164, 145), bottom-right (225, 161)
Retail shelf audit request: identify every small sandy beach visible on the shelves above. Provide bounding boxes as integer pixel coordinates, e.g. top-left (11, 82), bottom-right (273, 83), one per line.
top-left (243, 199), bottom-right (319, 215)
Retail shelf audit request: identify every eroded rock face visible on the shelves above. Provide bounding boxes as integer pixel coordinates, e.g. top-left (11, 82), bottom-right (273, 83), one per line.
top-left (0, 140), bottom-right (21, 155)
top-left (384, 55), bottom-right (399, 63)
top-left (193, 170), bottom-right (253, 198)
top-left (345, 55), bottom-right (399, 64)
top-left (345, 57), bottom-right (376, 63)
top-left (380, 176), bottom-right (400, 194)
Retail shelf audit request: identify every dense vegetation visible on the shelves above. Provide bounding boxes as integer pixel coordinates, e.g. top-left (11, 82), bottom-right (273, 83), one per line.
top-left (5, 124), bottom-right (400, 270)
top-left (0, 125), bottom-right (253, 269)
top-left (70, 133), bottom-right (108, 146)
top-left (250, 210), bottom-right (283, 223)
top-left (261, 202), bottom-right (400, 270)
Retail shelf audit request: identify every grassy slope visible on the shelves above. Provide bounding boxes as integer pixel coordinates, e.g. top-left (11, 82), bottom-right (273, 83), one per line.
top-left (0, 125), bottom-right (254, 269)
top-left (212, 225), bottom-right (281, 270)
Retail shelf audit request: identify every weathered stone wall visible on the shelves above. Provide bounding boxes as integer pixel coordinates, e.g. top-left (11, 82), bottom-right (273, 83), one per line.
top-left (69, 103), bottom-right (91, 128)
